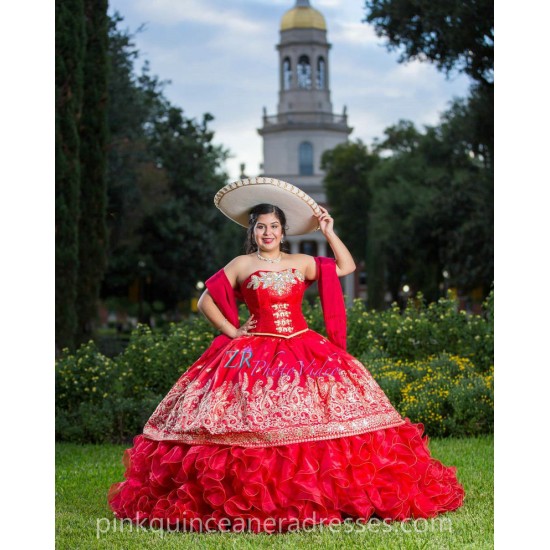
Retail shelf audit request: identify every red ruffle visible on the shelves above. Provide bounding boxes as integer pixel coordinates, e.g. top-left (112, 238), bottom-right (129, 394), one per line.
top-left (108, 419), bottom-right (464, 533)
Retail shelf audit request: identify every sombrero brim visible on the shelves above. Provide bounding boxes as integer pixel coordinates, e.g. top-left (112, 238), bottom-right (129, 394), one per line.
top-left (214, 177), bottom-right (321, 236)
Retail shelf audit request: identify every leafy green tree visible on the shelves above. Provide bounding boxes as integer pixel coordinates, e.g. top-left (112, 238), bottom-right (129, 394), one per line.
top-left (371, 114), bottom-right (492, 302)
top-left (321, 141), bottom-right (378, 261)
top-left (139, 109), bottom-right (231, 310)
top-left (55, 0), bottom-right (85, 351)
top-left (100, 15), bottom-right (240, 318)
top-left (322, 109), bottom-right (493, 307)
top-left (348, 1), bottom-right (494, 306)
top-left (363, 0), bottom-right (494, 175)
top-left (321, 141), bottom-right (389, 307)
top-left (430, 105), bottom-right (493, 293)
top-left (75, 0), bottom-right (109, 345)
top-left (440, 84), bottom-right (493, 169)
top-left (363, 0), bottom-right (494, 86)
top-left (370, 122), bottom-right (443, 302)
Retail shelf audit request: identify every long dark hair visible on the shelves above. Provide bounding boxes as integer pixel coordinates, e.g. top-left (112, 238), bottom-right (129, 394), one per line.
top-left (245, 203), bottom-right (291, 254)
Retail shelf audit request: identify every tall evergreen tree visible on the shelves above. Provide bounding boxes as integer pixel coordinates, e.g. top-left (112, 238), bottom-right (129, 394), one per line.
top-left (75, 0), bottom-right (109, 345)
top-left (55, 0), bottom-right (85, 351)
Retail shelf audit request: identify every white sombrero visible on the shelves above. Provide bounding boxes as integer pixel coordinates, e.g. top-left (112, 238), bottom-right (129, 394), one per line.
top-left (214, 177), bottom-right (321, 236)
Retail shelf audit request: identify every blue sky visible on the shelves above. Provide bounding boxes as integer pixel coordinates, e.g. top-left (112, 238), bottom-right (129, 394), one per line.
top-left (109, 0), bottom-right (471, 180)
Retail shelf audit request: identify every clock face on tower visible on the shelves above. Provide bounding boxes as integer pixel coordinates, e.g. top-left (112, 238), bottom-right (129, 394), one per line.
top-left (297, 55), bottom-right (312, 89)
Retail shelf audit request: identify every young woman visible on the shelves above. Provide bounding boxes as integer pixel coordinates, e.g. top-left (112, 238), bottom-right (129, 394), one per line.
top-left (108, 178), bottom-right (464, 533)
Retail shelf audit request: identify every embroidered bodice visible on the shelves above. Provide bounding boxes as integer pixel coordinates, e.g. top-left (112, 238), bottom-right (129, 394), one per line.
top-left (240, 268), bottom-right (308, 337)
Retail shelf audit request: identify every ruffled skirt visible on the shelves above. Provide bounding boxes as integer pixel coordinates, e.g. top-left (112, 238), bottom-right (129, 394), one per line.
top-left (107, 419), bottom-right (464, 533)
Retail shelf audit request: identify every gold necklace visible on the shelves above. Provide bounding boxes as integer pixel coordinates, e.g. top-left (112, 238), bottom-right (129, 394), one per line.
top-left (257, 251), bottom-right (282, 263)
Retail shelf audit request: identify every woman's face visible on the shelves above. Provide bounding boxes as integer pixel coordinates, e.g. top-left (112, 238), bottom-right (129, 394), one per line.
top-left (254, 213), bottom-right (283, 252)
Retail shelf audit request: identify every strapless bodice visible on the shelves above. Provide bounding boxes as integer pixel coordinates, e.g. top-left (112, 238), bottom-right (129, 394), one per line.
top-left (239, 268), bottom-right (308, 337)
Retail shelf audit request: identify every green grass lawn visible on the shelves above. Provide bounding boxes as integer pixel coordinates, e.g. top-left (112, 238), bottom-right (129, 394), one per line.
top-left (56, 435), bottom-right (493, 549)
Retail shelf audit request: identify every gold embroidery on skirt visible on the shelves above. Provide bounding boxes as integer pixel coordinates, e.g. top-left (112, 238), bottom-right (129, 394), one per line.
top-left (143, 367), bottom-right (404, 447)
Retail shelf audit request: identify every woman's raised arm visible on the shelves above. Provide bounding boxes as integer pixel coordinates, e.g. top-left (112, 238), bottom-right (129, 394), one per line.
top-left (316, 206), bottom-right (356, 277)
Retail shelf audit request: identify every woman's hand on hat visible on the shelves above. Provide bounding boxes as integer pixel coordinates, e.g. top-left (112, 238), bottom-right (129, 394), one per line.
top-left (316, 206), bottom-right (334, 237)
top-left (235, 314), bottom-right (256, 338)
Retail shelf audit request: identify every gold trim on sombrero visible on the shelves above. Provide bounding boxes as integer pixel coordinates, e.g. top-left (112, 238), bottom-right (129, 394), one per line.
top-left (214, 177), bottom-right (321, 215)
top-left (214, 177), bottom-right (322, 236)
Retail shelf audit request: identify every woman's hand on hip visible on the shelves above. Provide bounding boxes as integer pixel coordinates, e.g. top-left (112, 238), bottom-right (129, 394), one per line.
top-left (234, 314), bottom-right (256, 337)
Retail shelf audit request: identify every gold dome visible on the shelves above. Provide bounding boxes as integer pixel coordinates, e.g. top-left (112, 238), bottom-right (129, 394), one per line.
top-left (280, 5), bottom-right (326, 31)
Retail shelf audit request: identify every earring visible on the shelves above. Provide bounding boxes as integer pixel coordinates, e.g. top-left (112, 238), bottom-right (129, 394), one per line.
top-left (281, 237), bottom-right (284, 243)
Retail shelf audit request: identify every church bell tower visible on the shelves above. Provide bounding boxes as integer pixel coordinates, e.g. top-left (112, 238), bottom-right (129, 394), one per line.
top-left (259, 0), bottom-right (352, 193)
top-left (258, 0), bottom-right (355, 300)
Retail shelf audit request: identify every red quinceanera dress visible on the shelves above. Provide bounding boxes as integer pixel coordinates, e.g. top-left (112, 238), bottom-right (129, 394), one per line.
top-left (108, 268), bottom-right (464, 532)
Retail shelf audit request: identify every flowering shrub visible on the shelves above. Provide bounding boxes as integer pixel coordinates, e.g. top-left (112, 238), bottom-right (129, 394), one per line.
top-left (56, 341), bottom-right (116, 411)
top-left (55, 316), bottom-right (217, 443)
top-left (347, 290), bottom-right (493, 373)
top-left (55, 290), bottom-right (493, 442)
top-left (364, 354), bottom-right (493, 437)
top-left (55, 341), bottom-right (118, 442)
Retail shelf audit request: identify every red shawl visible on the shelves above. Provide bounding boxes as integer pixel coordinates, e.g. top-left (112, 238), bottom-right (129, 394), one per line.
top-left (309, 256), bottom-right (347, 350)
top-left (204, 256), bottom-right (347, 350)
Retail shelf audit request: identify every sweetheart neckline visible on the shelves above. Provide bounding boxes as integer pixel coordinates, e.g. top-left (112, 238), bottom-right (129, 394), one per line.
top-left (239, 268), bottom-right (306, 288)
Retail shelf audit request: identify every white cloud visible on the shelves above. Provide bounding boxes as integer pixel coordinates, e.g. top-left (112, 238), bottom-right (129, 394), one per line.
top-left (133, 0), bottom-right (264, 34)
top-left (331, 21), bottom-right (380, 46)
top-left (316, 0), bottom-right (343, 7)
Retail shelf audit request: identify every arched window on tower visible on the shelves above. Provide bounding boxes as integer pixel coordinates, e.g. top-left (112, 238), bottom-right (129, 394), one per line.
top-left (299, 142), bottom-right (314, 175)
top-left (316, 57), bottom-right (325, 89)
top-left (297, 55), bottom-right (311, 89)
top-left (283, 57), bottom-right (292, 90)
